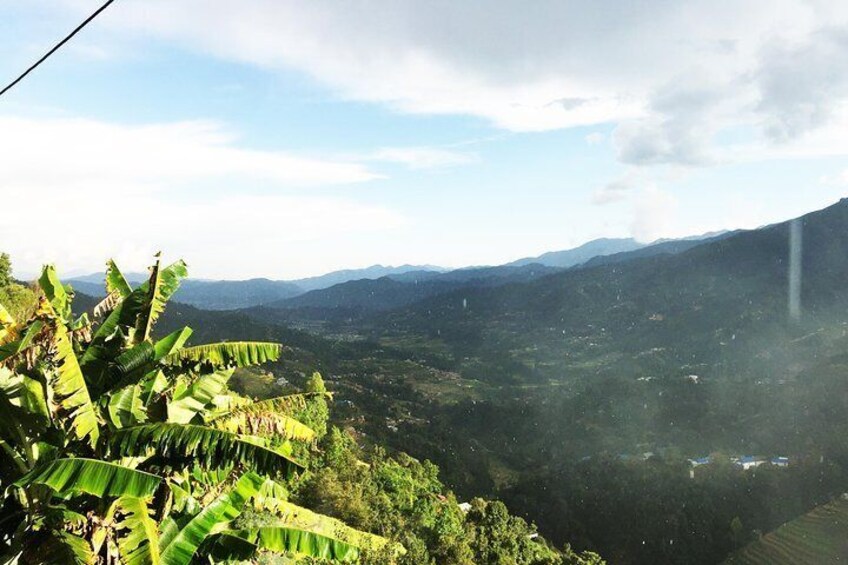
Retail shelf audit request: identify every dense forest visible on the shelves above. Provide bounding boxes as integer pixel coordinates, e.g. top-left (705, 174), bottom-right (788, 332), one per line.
top-left (149, 301), bottom-right (848, 564)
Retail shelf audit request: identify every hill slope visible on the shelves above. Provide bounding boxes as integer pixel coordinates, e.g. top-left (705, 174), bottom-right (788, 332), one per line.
top-left (69, 277), bottom-right (303, 310)
top-left (292, 264), bottom-right (444, 292)
top-left (369, 199), bottom-right (848, 387)
top-left (724, 497), bottom-right (848, 564)
top-left (269, 263), bottom-right (560, 313)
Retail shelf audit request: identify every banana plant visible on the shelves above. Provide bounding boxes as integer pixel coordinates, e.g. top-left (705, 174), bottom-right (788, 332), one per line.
top-left (0, 257), bottom-right (397, 564)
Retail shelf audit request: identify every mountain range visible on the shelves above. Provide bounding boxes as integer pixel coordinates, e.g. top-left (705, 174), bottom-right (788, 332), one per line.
top-left (506, 237), bottom-right (646, 268)
top-left (67, 264), bottom-right (443, 310)
top-left (262, 231), bottom-right (730, 315)
top-left (71, 231), bottom-right (721, 313)
top-left (245, 197), bottom-right (848, 476)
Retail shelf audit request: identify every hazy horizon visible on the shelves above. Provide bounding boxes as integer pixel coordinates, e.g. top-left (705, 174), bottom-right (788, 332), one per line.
top-left (11, 224), bottom-right (740, 282)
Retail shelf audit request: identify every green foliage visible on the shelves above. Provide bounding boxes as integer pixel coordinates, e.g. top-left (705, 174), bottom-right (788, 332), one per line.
top-left (0, 253), bottom-right (10, 288)
top-left (160, 471), bottom-right (265, 565)
top-left (296, 427), bottom-right (602, 565)
top-left (211, 398), bottom-right (318, 442)
top-left (0, 253), bottom-right (36, 320)
top-left (112, 423), bottom-right (306, 479)
top-left (0, 257), bottom-right (391, 564)
top-left (307, 371), bottom-right (328, 393)
top-left (113, 496), bottom-right (162, 565)
top-left (164, 341), bottom-right (282, 370)
top-left (229, 367), bottom-right (286, 398)
top-left (47, 309), bottom-right (100, 448)
top-left (15, 458), bottom-right (161, 498)
top-left (152, 298), bottom-right (611, 565)
top-left (293, 377), bottom-right (331, 442)
top-left (464, 499), bottom-right (561, 565)
top-left (0, 253), bottom-right (610, 564)
top-left (223, 525), bottom-right (361, 562)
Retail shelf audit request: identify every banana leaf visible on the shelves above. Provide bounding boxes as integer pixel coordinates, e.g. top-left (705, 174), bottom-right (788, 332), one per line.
top-left (15, 458), bottom-right (161, 498)
top-left (160, 471), bottom-right (264, 565)
top-left (108, 384), bottom-right (149, 428)
top-left (134, 259), bottom-right (188, 344)
top-left (38, 266), bottom-right (72, 323)
top-left (0, 367), bottom-right (49, 420)
top-left (167, 371), bottom-right (232, 424)
top-left (221, 526), bottom-right (360, 562)
top-left (211, 408), bottom-right (315, 442)
top-left (48, 317), bottom-right (99, 447)
top-left (106, 259), bottom-right (133, 298)
top-left (115, 496), bottom-right (161, 565)
top-left (163, 342), bottom-right (282, 369)
top-left (153, 327), bottom-right (193, 361)
top-left (111, 423), bottom-right (305, 478)
top-left (0, 320), bottom-right (44, 364)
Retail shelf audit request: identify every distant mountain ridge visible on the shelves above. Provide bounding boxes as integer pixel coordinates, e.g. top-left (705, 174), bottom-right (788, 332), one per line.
top-left (363, 198), bottom-right (848, 389)
top-left (68, 264), bottom-right (444, 310)
top-left (66, 233), bottom-right (722, 311)
top-left (264, 233), bottom-right (723, 315)
top-left (507, 238), bottom-right (646, 268)
top-left (507, 231), bottom-right (728, 269)
top-left (267, 263), bottom-right (560, 313)
top-left (292, 264), bottom-right (445, 292)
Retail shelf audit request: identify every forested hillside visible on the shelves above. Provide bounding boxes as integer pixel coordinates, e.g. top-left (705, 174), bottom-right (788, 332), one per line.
top-left (234, 198), bottom-right (848, 564)
top-left (0, 255), bottom-right (601, 564)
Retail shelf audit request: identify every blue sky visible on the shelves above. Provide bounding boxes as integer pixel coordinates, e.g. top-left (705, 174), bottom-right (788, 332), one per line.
top-left (1, 1), bottom-right (847, 279)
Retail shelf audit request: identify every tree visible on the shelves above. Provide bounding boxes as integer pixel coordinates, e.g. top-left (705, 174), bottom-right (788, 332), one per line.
top-left (0, 257), bottom-right (395, 564)
top-left (0, 253), bottom-right (11, 287)
top-left (0, 253), bottom-right (36, 320)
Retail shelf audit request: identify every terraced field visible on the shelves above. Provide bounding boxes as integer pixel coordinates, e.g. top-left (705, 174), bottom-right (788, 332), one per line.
top-left (724, 497), bottom-right (848, 564)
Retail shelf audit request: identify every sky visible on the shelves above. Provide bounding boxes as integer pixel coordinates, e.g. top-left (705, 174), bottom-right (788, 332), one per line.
top-left (1, 0), bottom-right (848, 279)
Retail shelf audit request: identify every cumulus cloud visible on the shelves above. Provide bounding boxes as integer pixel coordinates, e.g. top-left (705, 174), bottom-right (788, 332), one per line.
top-left (0, 116), bottom-right (404, 278)
top-left (612, 76), bottom-right (738, 166)
top-left (42, 1), bottom-right (803, 132)
top-left (47, 0), bottom-right (847, 165)
top-left (755, 28), bottom-right (848, 142)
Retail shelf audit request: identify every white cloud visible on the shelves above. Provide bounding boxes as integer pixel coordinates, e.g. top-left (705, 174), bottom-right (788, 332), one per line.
top-left (611, 77), bottom-right (735, 167)
top-left (0, 116), bottom-right (404, 278)
top-left (0, 116), bottom-right (380, 187)
top-left (370, 147), bottom-right (476, 169)
top-left (755, 28), bottom-right (848, 142)
top-left (59, 0), bottom-right (847, 150)
top-left (630, 186), bottom-right (680, 242)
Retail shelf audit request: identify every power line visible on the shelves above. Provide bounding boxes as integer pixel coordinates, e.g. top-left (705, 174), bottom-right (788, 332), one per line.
top-left (0, 0), bottom-right (117, 99)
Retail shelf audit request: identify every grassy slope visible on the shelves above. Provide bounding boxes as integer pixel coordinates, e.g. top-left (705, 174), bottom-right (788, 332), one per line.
top-left (724, 497), bottom-right (848, 564)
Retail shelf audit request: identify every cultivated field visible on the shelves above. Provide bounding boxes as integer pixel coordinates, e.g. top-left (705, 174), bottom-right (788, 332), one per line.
top-left (724, 497), bottom-right (848, 564)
